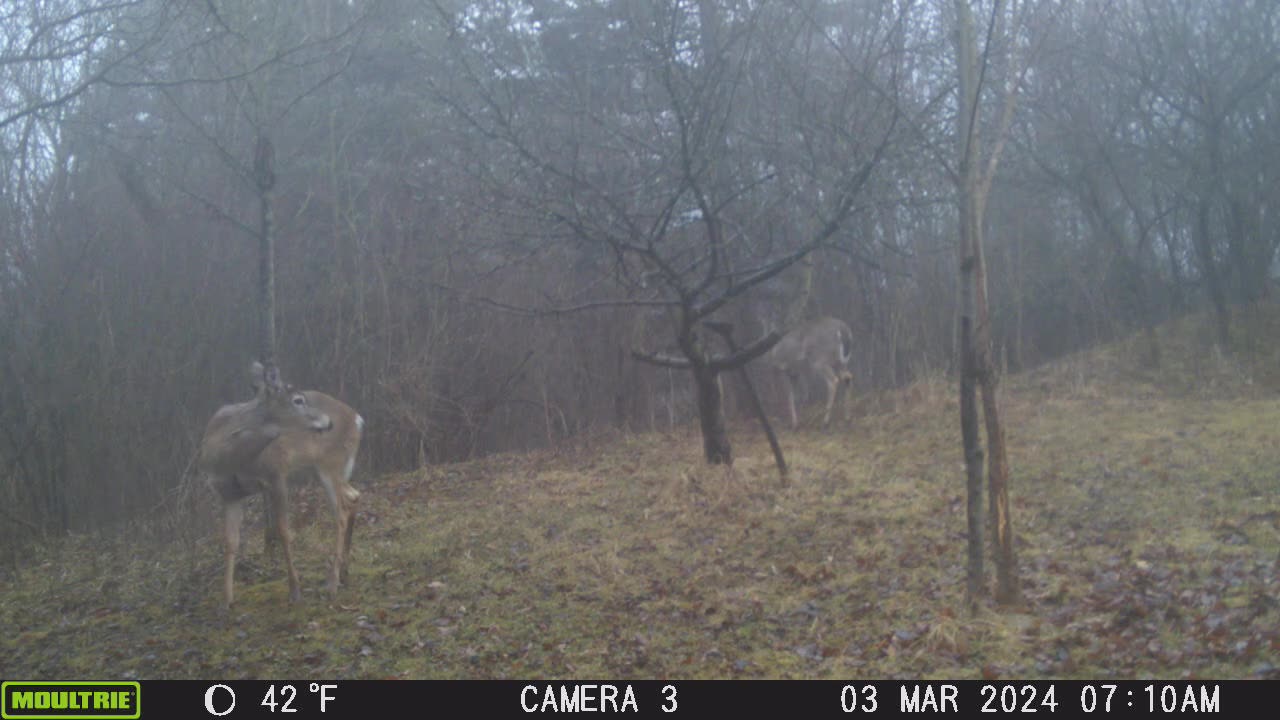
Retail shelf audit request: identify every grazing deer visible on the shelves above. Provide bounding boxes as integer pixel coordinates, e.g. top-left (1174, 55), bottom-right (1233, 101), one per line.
top-left (765, 316), bottom-right (855, 428)
top-left (199, 361), bottom-right (363, 610)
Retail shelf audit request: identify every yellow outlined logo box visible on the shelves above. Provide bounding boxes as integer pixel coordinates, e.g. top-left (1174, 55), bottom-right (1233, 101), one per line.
top-left (1, 682), bottom-right (140, 720)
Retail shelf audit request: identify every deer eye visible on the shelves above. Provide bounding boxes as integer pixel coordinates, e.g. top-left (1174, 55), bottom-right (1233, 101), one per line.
top-left (292, 395), bottom-right (306, 407)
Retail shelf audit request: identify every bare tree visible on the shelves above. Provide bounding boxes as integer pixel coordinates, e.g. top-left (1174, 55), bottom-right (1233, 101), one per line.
top-left (432, 0), bottom-right (899, 464)
top-left (952, 0), bottom-right (1046, 607)
top-left (1122, 1), bottom-right (1280, 349)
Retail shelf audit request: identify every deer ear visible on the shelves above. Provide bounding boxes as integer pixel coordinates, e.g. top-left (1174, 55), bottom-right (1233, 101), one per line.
top-left (263, 363), bottom-right (285, 394)
top-left (249, 361), bottom-right (286, 395)
top-left (249, 361), bottom-right (267, 395)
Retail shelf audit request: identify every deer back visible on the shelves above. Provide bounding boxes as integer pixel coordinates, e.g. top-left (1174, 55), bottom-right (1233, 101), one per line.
top-left (769, 316), bottom-right (853, 376)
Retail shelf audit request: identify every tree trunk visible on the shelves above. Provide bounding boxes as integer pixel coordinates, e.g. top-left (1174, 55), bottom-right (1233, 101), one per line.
top-left (1194, 197), bottom-right (1231, 350)
top-left (1136, 264), bottom-right (1162, 369)
top-left (614, 345), bottom-right (628, 430)
top-left (255, 135), bottom-right (280, 559)
top-left (955, 0), bottom-right (986, 608)
top-left (955, 0), bottom-right (1019, 607)
top-left (692, 365), bottom-right (732, 465)
top-left (959, 315), bottom-right (985, 607)
top-left (255, 136), bottom-right (278, 367)
top-left (980, 355), bottom-right (1018, 604)
top-left (708, 321), bottom-right (786, 481)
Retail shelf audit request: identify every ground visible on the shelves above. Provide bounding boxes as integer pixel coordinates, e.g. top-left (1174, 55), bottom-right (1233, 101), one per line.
top-left (1, 315), bottom-right (1278, 680)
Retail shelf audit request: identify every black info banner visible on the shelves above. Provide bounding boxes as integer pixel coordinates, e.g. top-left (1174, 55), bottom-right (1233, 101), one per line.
top-left (0, 679), bottom-right (1260, 718)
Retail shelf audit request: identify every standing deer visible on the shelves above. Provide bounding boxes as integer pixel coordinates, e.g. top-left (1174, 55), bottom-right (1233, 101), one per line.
top-left (199, 361), bottom-right (363, 610)
top-left (765, 316), bottom-right (855, 428)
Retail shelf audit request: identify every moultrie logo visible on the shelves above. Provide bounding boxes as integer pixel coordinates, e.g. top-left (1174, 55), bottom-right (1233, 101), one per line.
top-left (1, 682), bottom-right (140, 720)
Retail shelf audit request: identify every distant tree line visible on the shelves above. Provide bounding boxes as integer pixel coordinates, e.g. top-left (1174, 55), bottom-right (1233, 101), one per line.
top-left (1, 0), bottom-right (1276, 560)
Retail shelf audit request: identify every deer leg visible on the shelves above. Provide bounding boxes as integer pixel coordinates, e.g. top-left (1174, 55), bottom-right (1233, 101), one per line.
top-left (838, 371), bottom-right (854, 423)
top-left (263, 495), bottom-right (279, 563)
top-left (785, 374), bottom-right (800, 429)
top-left (221, 497), bottom-right (246, 610)
top-left (340, 485), bottom-right (359, 584)
top-left (267, 480), bottom-right (302, 603)
top-left (821, 368), bottom-right (839, 427)
top-left (317, 470), bottom-right (357, 597)
top-left (339, 453), bottom-right (360, 583)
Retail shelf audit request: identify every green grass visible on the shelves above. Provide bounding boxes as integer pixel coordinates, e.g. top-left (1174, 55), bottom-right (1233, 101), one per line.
top-left (2, 316), bottom-right (1279, 680)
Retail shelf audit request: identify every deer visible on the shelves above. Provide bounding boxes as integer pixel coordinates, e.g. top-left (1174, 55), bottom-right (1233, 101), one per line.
top-left (198, 361), bottom-right (363, 611)
top-left (764, 316), bottom-right (855, 429)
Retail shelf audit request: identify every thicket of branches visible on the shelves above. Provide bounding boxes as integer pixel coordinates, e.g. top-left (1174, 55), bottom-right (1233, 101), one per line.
top-left (2, 0), bottom-right (1277, 557)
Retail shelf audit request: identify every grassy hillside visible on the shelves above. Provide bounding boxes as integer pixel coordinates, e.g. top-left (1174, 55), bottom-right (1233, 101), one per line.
top-left (2, 317), bottom-right (1279, 680)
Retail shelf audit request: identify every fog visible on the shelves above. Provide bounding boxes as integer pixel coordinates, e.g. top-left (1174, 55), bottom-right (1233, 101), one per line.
top-left (1, 0), bottom-right (1275, 566)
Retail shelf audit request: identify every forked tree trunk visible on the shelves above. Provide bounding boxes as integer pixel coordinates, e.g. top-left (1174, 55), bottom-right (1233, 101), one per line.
top-left (635, 320), bottom-right (783, 468)
top-left (978, 321), bottom-right (1017, 604)
top-left (969, 154), bottom-right (1017, 605)
top-left (708, 321), bottom-right (787, 481)
top-left (954, 0), bottom-right (1019, 607)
